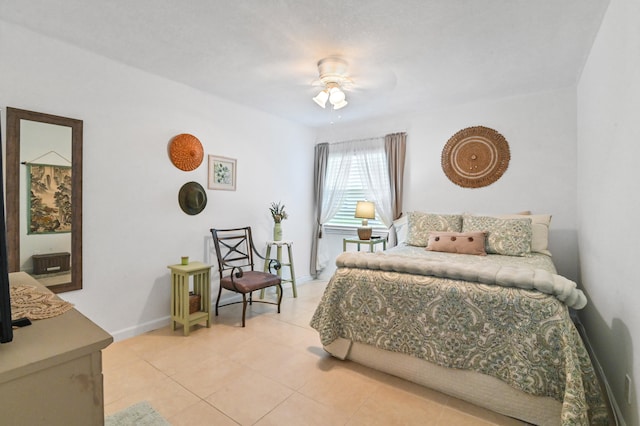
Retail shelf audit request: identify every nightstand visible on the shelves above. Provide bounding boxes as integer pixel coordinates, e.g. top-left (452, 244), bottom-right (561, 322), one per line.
top-left (260, 240), bottom-right (297, 298)
top-left (343, 237), bottom-right (387, 252)
top-left (167, 261), bottom-right (212, 336)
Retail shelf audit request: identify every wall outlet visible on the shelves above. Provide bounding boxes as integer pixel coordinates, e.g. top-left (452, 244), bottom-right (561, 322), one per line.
top-left (625, 374), bottom-right (632, 405)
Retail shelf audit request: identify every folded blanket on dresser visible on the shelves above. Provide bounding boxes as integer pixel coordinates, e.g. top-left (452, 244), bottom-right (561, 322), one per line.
top-left (311, 249), bottom-right (608, 425)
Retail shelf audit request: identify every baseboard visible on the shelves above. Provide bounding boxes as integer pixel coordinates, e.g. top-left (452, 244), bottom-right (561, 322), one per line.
top-left (110, 316), bottom-right (171, 342)
top-left (571, 310), bottom-right (625, 426)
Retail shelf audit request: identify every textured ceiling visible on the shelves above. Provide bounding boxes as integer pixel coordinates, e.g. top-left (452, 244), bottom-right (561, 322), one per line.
top-left (0, 0), bottom-right (609, 128)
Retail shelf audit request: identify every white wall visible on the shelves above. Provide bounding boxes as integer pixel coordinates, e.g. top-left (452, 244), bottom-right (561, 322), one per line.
top-left (317, 88), bottom-right (579, 280)
top-left (577, 0), bottom-right (640, 423)
top-left (1, 21), bottom-right (316, 340)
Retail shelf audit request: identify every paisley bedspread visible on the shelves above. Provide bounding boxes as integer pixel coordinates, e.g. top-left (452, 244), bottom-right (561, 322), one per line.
top-left (310, 248), bottom-right (609, 425)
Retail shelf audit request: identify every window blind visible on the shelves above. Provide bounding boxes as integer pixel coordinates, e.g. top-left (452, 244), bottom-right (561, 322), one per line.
top-left (325, 151), bottom-right (386, 229)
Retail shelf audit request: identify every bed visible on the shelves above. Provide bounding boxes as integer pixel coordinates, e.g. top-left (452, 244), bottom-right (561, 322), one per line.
top-left (310, 212), bottom-right (610, 425)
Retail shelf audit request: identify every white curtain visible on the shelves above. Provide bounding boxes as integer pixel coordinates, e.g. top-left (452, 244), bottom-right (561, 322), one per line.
top-left (314, 137), bottom-right (392, 272)
top-left (315, 142), bottom-right (352, 271)
top-left (358, 138), bottom-right (393, 228)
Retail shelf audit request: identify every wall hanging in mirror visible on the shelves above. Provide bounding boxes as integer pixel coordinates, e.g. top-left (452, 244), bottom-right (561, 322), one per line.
top-left (169, 133), bottom-right (204, 171)
top-left (441, 126), bottom-right (510, 188)
top-left (27, 162), bottom-right (72, 234)
top-left (178, 181), bottom-right (207, 215)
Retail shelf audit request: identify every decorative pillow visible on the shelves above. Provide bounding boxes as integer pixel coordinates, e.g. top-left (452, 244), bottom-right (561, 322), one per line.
top-left (426, 231), bottom-right (487, 256)
top-left (393, 215), bottom-right (408, 245)
top-left (462, 215), bottom-right (532, 256)
top-left (406, 212), bottom-right (463, 247)
top-left (496, 213), bottom-right (552, 256)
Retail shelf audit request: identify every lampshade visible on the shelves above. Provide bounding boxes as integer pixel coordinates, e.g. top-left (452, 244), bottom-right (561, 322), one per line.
top-left (312, 90), bottom-right (329, 108)
top-left (355, 201), bottom-right (375, 219)
top-left (329, 87), bottom-right (346, 104)
top-left (332, 99), bottom-right (348, 110)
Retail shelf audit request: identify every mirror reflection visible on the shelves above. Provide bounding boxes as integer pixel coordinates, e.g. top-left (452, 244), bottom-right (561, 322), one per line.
top-left (6, 108), bottom-right (83, 293)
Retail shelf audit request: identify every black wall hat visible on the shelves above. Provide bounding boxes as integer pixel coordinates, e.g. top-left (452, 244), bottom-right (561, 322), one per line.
top-left (178, 182), bottom-right (207, 215)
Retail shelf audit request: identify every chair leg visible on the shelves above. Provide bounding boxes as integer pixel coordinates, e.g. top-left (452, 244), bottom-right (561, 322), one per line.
top-left (276, 284), bottom-right (283, 313)
top-left (241, 293), bottom-right (247, 327)
top-left (215, 284), bottom-right (223, 316)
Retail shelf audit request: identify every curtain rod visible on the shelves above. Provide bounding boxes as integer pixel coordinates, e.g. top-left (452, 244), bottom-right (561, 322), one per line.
top-left (329, 136), bottom-right (383, 146)
top-left (319, 131), bottom-right (406, 146)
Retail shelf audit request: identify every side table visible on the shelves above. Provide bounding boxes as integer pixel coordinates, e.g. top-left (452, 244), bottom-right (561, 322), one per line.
top-left (260, 240), bottom-right (297, 299)
top-left (343, 237), bottom-right (387, 252)
top-left (167, 261), bottom-right (212, 336)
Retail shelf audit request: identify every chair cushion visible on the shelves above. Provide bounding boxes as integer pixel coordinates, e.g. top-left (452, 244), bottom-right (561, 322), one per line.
top-left (221, 271), bottom-right (281, 293)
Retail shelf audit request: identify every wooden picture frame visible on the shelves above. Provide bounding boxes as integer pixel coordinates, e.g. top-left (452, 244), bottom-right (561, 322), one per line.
top-left (208, 155), bottom-right (237, 191)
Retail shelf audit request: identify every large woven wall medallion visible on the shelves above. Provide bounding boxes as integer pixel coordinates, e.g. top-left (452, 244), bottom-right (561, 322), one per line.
top-left (441, 126), bottom-right (510, 188)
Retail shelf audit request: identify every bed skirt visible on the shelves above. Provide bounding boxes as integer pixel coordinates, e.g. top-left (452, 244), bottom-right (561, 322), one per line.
top-left (325, 337), bottom-right (562, 426)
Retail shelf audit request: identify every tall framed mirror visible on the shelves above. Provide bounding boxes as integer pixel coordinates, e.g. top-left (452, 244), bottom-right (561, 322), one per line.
top-left (6, 107), bottom-right (83, 293)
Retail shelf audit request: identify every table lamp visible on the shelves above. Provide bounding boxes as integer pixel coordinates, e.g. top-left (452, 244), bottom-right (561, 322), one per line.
top-left (354, 201), bottom-right (375, 240)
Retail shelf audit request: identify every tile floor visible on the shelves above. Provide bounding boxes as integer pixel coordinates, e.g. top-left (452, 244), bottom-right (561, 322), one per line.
top-left (103, 280), bottom-right (527, 426)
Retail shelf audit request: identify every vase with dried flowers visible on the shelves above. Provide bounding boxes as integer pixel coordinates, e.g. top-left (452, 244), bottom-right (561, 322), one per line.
top-left (269, 202), bottom-right (288, 241)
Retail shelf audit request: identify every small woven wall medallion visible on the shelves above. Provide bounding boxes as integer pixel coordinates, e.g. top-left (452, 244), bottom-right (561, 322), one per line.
top-left (441, 126), bottom-right (510, 188)
top-left (169, 133), bottom-right (204, 171)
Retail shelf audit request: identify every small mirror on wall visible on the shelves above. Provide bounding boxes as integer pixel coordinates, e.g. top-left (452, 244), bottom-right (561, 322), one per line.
top-left (6, 107), bottom-right (83, 293)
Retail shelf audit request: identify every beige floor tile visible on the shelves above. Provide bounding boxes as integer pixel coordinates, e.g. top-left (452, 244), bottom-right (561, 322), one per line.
top-left (436, 406), bottom-right (498, 426)
top-left (297, 362), bottom-right (381, 418)
top-left (117, 326), bottom-right (191, 359)
top-left (347, 383), bottom-right (444, 426)
top-left (102, 339), bottom-right (141, 371)
top-left (168, 400), bottom-right (238, 426)
top-left (255, 392), bottom-right (349, 426)
top-left (103, 358), bottom-right (167, 405)
top-left (205, 369), bottom-right (294, 425)
top-left (171, 356), bottom-right (248, 399)
top-left (330, 359), bottom-right (451, 408)
top-left (143, 338), bottom-right (219, 377)
top-left (249, 345), bottom-right (326, 390)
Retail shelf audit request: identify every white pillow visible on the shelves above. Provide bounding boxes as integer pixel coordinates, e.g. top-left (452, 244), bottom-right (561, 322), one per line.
top-left (393, 215), bottom-right (408, 244)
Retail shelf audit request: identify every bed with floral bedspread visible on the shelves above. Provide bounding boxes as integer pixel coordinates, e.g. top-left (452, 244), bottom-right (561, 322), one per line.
top-left (311, 213), bottom-right (610, 425)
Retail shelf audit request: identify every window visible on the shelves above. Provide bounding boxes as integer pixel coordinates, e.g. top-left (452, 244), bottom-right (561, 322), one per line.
top-left (324, 148), bottom-right (387, 230)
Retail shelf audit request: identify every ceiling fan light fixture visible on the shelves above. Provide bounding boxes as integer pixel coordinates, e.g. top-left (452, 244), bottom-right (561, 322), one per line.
top-left (312, 57), bottom-right (351, 111)
top-left (313, 90), bottom-right (329, 108)
top-left (332, 99), bottom-right (348, 110)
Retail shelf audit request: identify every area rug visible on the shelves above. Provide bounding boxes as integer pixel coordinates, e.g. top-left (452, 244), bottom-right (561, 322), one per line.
top-left (105, 401), bottom-right (171, 426)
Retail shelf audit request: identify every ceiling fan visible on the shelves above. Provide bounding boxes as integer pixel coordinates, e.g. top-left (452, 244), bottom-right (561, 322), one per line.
top-left (311, 57), bottom-right (354, 110)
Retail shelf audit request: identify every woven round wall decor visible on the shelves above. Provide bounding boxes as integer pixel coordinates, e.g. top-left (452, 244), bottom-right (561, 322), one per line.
top-left (169, 133), bottom-right (204, 171)
top-left (441, 126), bottom-right (510, 188)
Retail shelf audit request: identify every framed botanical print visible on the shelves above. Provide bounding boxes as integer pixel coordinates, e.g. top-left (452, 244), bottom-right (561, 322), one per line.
top-left (208, 155), bottom-right (237, 191)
